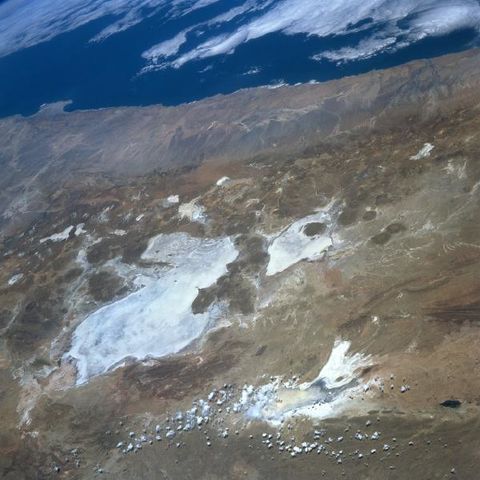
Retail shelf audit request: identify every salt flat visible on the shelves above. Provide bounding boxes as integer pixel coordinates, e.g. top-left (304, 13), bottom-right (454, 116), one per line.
top-left (67, 232), bottom-right (238, 383)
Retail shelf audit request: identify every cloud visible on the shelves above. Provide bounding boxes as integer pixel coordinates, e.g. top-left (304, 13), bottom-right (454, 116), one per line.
top-left (0, 0), bottom-right (220, 57)
top-left (141, 0), bottom-right (480, 70)
top-left (142, 29), bottom-right (189, 63)
top-left (312, 2), bottom-right (480, 64)
top-left (0, 0), bottom-right (479, 67)
top-left (312, 35), bottom-right (399, 64)
top-left (140, 0), bottom-right (267, 70)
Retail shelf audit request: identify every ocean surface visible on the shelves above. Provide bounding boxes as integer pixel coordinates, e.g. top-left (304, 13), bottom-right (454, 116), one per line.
top-left (0, 0), bottom-right (479, 118)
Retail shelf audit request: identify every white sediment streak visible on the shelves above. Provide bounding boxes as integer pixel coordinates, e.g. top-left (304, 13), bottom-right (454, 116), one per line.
top-left (40, 224), bottom-right (85, 243)
top-left (301, 339), bottom-right (367, 390)
top-left (266, 205), bottom-right (334, 276)
top-left (7, 273), bottom-right (23, 286)
top-left (410, 143), bottom-right (434, 160)
top-left (66, 232), bottom-right (238, 384)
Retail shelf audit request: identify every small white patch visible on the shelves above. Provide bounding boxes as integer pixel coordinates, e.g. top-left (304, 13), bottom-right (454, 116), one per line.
top-left (40, 224), bottom-right (85, 244)
top-left (178, 200), bottom-right (206, 223)
top-left (162, 195), bottom-right (180, 208)
top-left (216, 176), bottom-right (231, 187)
top-left (410, 143), bottom-right (434, 160)
top-left (97, 205), bottom-right (114, 224)
top-left (75, 223), bottom-right (87, 236)
top-left (112, 229), bottom-right (127, 236)
top-left (40, 225), bottom-right (74, 243)
top-left (8, 273), bottom-right (23, 286)
top-left (135, 214), bottom-right (145, 222)
top-left (166, 194), bottom-right (180, 204)
top-left (243, 67), bottom-right (261, 75)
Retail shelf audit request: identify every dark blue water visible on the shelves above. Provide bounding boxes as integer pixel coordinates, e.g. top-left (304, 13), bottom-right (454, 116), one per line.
top-left (0, 2), bottom-right (478, 119)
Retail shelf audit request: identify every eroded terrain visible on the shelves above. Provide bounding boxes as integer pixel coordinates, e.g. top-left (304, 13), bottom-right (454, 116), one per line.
top-left (1, 50), bottom-right (480, 479)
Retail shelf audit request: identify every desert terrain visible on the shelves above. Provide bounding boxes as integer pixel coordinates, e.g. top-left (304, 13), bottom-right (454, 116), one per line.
top-left (1, 49), bottom-right (480, 479)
